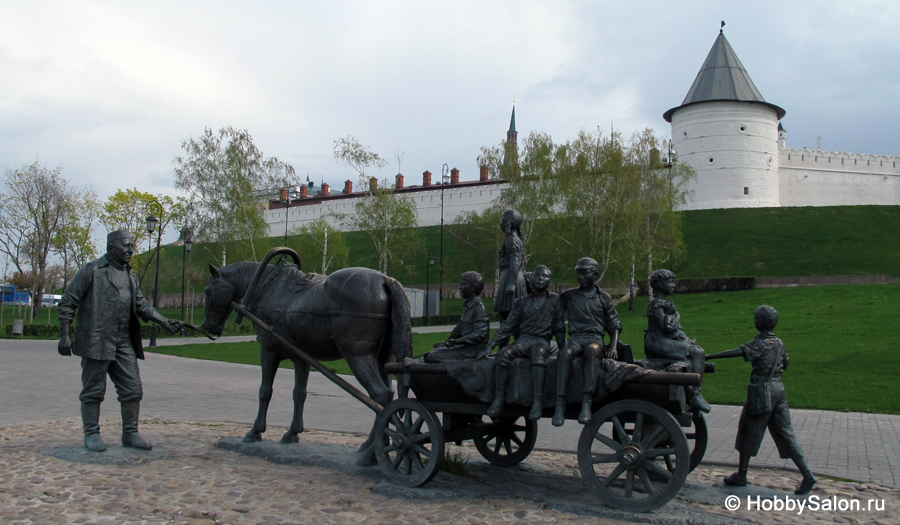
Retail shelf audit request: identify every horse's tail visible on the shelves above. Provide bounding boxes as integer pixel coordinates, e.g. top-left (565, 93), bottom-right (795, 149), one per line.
top-left (385, 277), bottom-right (413, 362)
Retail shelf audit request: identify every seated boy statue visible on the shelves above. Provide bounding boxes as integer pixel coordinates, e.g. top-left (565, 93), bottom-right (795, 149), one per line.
top-left (644, 269), bottom-right (710, 413)
top-left (424, 271), bottom-right (490, 362)
top-left (553, 257), bottom-right (622, 427)
top-left (486, 265), bottom-right (565, 421)
top-left (706, 305), bottom-right (817, 495)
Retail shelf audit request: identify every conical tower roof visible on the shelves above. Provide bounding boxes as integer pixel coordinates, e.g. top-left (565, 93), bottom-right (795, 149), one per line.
top-left (508, 104), bottom-right (516, 133)
top-left (663, 31), bottom-right (784, 122)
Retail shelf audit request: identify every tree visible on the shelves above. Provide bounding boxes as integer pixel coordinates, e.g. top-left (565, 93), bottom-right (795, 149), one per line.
top-left (100, 188), bottom-right (186, 287)
top-left (174, 127), bottom-right (297, 266)
top-left (334, 137), bottom-right (420, 275)
top-left (291, 217), bottom-right (349, 274)
top-left (0, 160), bottom-right (76, 320)
top-left (51, 187), bottom-right (101, 292)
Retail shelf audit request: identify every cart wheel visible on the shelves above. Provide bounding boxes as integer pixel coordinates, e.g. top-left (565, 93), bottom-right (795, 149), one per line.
top-left (374, 398), bottom-right (445, 487)
top-left (473, 415), bottom-right (537, 467)
top-left (686, 411), bottom-right (708, 472)
top-left (578, 400), bottom-right (689, 512)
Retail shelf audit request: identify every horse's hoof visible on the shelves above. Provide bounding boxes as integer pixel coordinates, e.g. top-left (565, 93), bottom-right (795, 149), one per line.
top-left (242, 433), bottom-right (262, 443)
top-left (279, 432), bottom-right (300, 444)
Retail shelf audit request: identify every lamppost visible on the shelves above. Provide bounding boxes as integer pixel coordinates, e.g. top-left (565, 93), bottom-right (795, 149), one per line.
top-left (439, 163), bottom-right (449, 304)
top-left (145, 200), bottom-right (163, 347)
top-left (664, 139), bottom-right (676, 180)
top-left (425, 255), bottom-right (434, 326)
top-left (180, 230), bottom-right (193, 337)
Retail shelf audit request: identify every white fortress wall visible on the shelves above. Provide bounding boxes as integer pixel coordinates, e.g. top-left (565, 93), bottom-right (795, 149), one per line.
top-left (672, 101), bottom-right (781, 210)
top-left (265, 182), bottom-right (508, 236)
top-left (778, 149), bottom-right (900, 207)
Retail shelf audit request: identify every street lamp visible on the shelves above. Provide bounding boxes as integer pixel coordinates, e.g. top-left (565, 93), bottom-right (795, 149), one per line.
top-left (145, 200), bottom-right (163, 347)
top-left (425, 255), bottom-right (434, 326)
top-left (180, 230), bottom-right (193, 337)
top-left (439, 163), bottom-right (449, 302)
top-left (664, 139), bottom-right (676, 180)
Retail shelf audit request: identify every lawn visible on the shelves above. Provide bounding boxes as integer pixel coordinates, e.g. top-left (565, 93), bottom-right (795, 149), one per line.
top-left (151, 282), bottom-right (900, 415)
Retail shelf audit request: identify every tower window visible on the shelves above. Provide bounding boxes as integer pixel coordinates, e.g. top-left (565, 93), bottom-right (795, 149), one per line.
top-left (707, 157), bottom-right (715, 164)
top-left (739, 125), bottom-right (747, 133)
top-left (743, 187), bottom-right (749, 195)
top-left (683, 131), bottom-right (688, 138)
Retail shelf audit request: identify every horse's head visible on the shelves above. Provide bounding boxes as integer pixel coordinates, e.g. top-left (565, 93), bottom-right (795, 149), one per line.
top-left (202, 264), bottom-right (238, 339)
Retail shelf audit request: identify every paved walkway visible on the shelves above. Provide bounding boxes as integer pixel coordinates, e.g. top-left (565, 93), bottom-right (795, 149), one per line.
top-left (3, 335), bottom-right (899, 487)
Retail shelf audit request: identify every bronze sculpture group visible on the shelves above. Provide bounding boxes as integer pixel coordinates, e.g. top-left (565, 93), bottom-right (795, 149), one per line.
top-left (55, 209), bottom-right (816, 499)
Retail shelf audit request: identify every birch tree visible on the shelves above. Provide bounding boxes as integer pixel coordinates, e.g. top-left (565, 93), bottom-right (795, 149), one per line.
top-left (174, 127), bottom-right (297, 265)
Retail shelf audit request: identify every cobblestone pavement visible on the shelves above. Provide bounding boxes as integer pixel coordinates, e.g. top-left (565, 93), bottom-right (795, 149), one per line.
top-left (2, 419), bottom-right (898, 525)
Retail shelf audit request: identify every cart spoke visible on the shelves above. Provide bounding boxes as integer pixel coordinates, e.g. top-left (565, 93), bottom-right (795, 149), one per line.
top-left (636, 466), bottom-right (657, 495)
top-left (640, 426), bottom-right (666, 450)
top-left (664, 454), bottom-right (674, 472)
top-left (510, 433), bottom-right (524, 447)
top-left (384, 428), bottom-right (401, 441)
top-left (644, 447), bottom-right (676, 459)
top-left (391, 452), bottom-right (404, 469)
top-left (503, 437), bottom-right (514, 455)
top-left (390, 413), bottom-right (403, 430)
top-left (602, 463), bottom-right (627, 488)
top-left (402, 454), bottom-right (412, 475)
top-left (611, 416), bottom-right (629, 444)
top-left (632, 413), bottom-right (644, 443)
top-left (624, 469), bottom-right (635, 498)
top-left (411, 415), bottom-right (425, 434)
top-left (494, 438), bottom-right (503, 454)
top-left (512, 425), bottom-right (527, 432)
top-left (411, 432), bottom-right (433, 444)
top-left (403, 409), bottom-right (413, 429)
top-left (413, 444), bottom-right (431, 456)
top-left (591, 453), bottom-right (619, 464)
top-left (593, 432), bottom-right (621, 451)
top-left (643, 459), bottom-right (672, 480)
top-left (382, 443), bottom-right (398, 454)
top-left (481, 432), bottom-right (497, 442)
top-left (411, 451), bottom-right (424, 471)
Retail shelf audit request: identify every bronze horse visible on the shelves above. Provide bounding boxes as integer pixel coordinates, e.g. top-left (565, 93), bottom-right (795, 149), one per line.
top-left (201, 250), bottom-right (411, 464)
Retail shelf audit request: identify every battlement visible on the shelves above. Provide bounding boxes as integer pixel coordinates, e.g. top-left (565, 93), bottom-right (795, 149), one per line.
top-left (779, 148), bottom-right (900, 175)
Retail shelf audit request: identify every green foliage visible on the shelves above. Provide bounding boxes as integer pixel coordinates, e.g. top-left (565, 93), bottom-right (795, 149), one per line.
top-left (470, 128), bottom-right (691, 285)
top-left (290, 217), bottom-right (349, 274)
top-left (442, 447), bottom-right (469, 476)
top-left (675, 206), bottom-right (900, 278)
top-left (174, 126), bottom-right (297, 266)
top-left (100, 189), bottom-right (186, 251)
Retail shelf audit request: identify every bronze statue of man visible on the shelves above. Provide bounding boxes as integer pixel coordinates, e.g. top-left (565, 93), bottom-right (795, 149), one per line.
top-left (645, 269), bottom-right (710, 413)
top-left (486, 265), bottom-right (565, 421)
top-left (424, 271), bottom-right (490, 362)
top-left (58, 230), bottom-right (183, 452)
top-left (553, 257), bottom-right (622, 426)
top-left (707, 305), bottom-right (817, 495)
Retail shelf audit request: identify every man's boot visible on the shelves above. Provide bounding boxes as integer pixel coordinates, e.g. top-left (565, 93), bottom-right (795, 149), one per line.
top-left (793, 457), bottom-right (817, 494)
top-left (528, 365), bottom-right (545, 421)
top-left (578, 393), bottom-right (593, 424)
top-left (551, 397), bottom-right (567, 427)
top-left (121, 402), bottom-right (152, 450)
top-left (81, 402), bottom-right (107, 452)
top-left (486, 366), bottom-right (509, 417)
top-left (723, 453), bottom-right (750, 486)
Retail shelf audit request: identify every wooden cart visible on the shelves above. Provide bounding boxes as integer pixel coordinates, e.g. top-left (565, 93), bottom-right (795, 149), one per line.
top-left (379, 359), bottom-right (710, 512)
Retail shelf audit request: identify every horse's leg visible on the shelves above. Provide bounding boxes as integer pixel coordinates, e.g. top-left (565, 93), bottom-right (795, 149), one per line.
top-left (244, 345), bottom-right (280, 443)
top-left (344, 352), bottom-right (392, 467)
top-left (280, 360), bottom-right (310, 444)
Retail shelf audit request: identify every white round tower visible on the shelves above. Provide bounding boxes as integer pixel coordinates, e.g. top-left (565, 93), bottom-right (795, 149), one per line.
top-left (664, 30), bottom-right (785, 209)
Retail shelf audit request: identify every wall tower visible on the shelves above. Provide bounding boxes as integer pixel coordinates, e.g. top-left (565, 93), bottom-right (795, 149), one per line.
top-left (664, 28), bottom-right (785, 209)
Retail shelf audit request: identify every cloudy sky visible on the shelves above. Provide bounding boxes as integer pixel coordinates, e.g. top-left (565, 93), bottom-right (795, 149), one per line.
top-left (2, 1), bottom-right (898, 215)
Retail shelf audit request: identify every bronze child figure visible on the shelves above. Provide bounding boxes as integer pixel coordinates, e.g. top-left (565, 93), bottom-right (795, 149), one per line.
top-left (424, 271), bottom-right (490, 362)
top-left (57, 230), bottom-right (183, 452)
top-left (706, 305), bottom-right (817, 495)
top-left (486, 265), bottom-right (565, 421)
top-left (553, 257), bottom-right (622, 426)
top-left (493, 209), bottom-right (527, 346)
top-left (644, 269), bottom-right (711, 413)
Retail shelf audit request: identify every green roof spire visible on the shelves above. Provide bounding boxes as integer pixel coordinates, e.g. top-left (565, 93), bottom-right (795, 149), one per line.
top-left (508, 98), bottom-right (516, 133)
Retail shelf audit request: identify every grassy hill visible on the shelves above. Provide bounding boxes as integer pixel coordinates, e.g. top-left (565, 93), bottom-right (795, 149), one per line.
top-left (676, 205), bottom-right (900, 278)
top-left (142, 205), bottom-right (900, 295)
